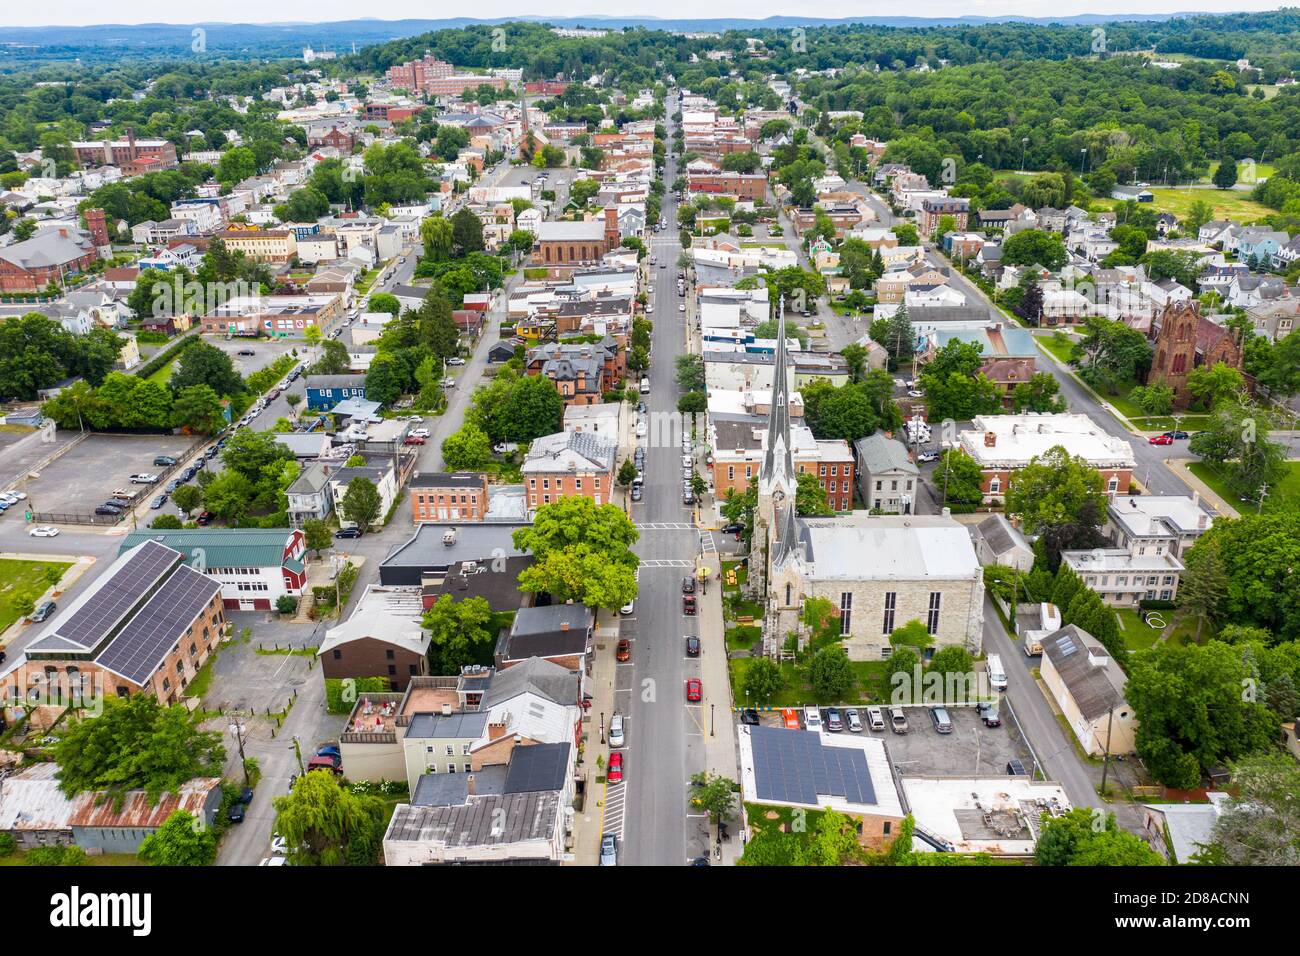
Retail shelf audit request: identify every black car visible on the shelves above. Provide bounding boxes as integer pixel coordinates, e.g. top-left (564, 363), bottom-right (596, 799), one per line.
top-left (335, 527), bottom-right (363, 539)
top-left (237, 787), bottom-right (254, 804)
top-left (740, 708), bottom-right (760, 725)
top-left (205, 445), bottom-right (220, 459)
top-left (30, 600), bottom-right (56, 623)
top-left (720, 522), bottom-right (744, 535)
top-left (150, 495), bottom-right (168, 509)
top-left (154, 455), bottom-right (178, 466)
top-left (1163, 430), bottom-right (1190, 440)
top-left (685, 635), bottom-right (701, 656)
top-left (227, 802), bottom-right (246, 823)
top-left (94, 505), bottom-right (122, 516)
top-left (682, 577), bottom-right (696, 594)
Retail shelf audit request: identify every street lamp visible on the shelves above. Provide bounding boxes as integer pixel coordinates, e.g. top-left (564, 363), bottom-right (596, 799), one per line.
top-left (1020, 137), bottom-right (1029, 173)
top-left (1079, 148), bottom-right (1088, 176)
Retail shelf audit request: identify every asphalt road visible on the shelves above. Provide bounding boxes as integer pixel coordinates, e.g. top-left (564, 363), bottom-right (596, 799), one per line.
top-left (619, 93), bottom-right (717, 867)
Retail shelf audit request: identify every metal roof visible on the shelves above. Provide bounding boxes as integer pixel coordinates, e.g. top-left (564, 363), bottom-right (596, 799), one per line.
top-left (118, 528), bottom-right (296, 572)
top-left (68, 777), bottom-right (221, 829)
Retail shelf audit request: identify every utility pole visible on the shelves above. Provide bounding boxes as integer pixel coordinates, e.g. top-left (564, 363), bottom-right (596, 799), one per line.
top-left (229, 712), bottom-right (250, 786)
top-left (1099, 706), bottom-right (1115, 796)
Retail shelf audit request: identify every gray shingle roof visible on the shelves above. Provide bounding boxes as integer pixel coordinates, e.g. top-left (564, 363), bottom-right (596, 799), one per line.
top-left (853, 433), bottom-right (918, 476)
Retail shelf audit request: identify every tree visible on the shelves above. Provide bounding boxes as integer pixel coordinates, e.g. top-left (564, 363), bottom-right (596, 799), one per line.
top-left (423, 595), bottom-right (496, 673)
top-left (1011, 372), bottom-right (1066, 413)
top-left (310, 339), bottom-right (350, 376)
top-left (1184, 199), bottom-right (1215, 233)
top-left (617, 459), bottom-right (638, 487)
top-left (272, 769), bottom-right (385, 866)
top-left (221, 428), bottom-right (293, 483)
top-left (743, 657), bottom-right (785, 704)
top-left (1187, 512), bottom-right (1300, 640)
top-left (881, 306), bottom-right (916, 363)
top-left (934, 450), bottom-right (984, 509)
top-left (450, 207), bottom-right (485, 256)
top-left (170, 341), bottom-right (243, 398)
top-left (1212, 157), bottom-right (1238, 190)
top-left (339, 477), bottom-right (382, 532)
top-left (675, 354), bottom-right (705, 392)
top-left (1186, 361), bottom-right (1245, 410)
top-left (1203, 755), bottom-right (1300, 865)
top-left (795, 471), bottom-right (834, 516)
top-left (150, 514), bottom-right (183, 530)
top-left (840, 343), bottom-right (868, 383)
top-left (420, 215), bottom-right (454, 263)
top-left (1035, 808), bottom-right (1164, 866)
top-left (809, 647), bottom-right (854, 699)
top-left (1188, 398), bottom-right (1286, 499)
top-left (138, 809), bottom-right (217, 866)
top-left (172, 384), bottom-right (226, 434)
top-left (885, 647), bottom-right (921, 697)
top-left (441, 423), bottom-right (493, 471)
top-left (1177, 535), bottom-right (1227, 640)
top-left (1127, 641), bottom-right (1279, 788)
top-left (1129, 382), bottom-right (1175, 416)
top-left (512, 497), bottom-right (640, 610)
top-left (1001, 229), bottom-right (1067, 270)
top-left (170, 483), bottom-right (203, 517)
top-left (689, 772), bottom-right (738, 826)
top-left (927, 646), bottom-right (974, 689)
top-left (52, 695), bottom-right (225, 806)
top-left (1004, 445), bottom-right (1107, 535)
top-left (303, 518), bottom-right (333, 556)
top-left (1072, 317), bottom-right (1153, 393)
top-left (677, 391), bottom-right (707, 414)
top-left (368, 292), bottom-right (401, 317)
top-left (1014, 278), bottom-right (1044, 326)
top-left (1254, 332), bottom-right (1300, 398)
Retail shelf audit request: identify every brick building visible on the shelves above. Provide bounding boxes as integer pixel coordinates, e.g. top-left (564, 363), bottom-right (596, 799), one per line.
top-left (686, 171), bottom-right (768, 202)
top-left (71, 130), bottom-right (177, 176)
top-left (0, 229), bottom-right (100, 293)
top-left (410, 472), bottom-right (491, 522)
top-left (522, 431), bottom-right (617, 513)
top-left (530, 209), bottom-right (620, 267)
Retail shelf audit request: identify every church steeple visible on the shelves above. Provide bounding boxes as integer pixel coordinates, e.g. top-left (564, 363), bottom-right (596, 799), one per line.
top-left (759, 293), bottom-right (795, 501)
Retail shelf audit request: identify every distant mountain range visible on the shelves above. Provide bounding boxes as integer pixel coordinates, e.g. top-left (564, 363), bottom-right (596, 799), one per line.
top-left (0, 13), bottom-right (1213, 56)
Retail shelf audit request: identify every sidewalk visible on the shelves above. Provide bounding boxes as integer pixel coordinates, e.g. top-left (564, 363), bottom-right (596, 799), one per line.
top-left (568, 607), bottom-right (619, 865)
top-left (695, 551), bottom-right (744, 865)
top-left (1164, 458), bottom-right (1241, 518)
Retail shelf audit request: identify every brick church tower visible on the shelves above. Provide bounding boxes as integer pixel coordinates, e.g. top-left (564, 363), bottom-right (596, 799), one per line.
top-left (1149, 300), bottom-right (1242, 409)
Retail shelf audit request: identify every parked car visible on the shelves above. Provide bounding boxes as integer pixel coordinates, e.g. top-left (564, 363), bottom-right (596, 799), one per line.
top-left (685, 678), bottom-right (702, 702)
top-left (780, 708), bottom-right (800, 730)
top-left (976, 700), bottom-right (1002, 727)
top-left (803, 706), bottom-right (822, 732)
top-left (447, 357), bottom-right (466, 366)
top-left (154, 455), bottom-right (177, 466)
top-left (889, 706), bottom-right (909, 734)
top-left (685, 635), bottom-right (700, 657)
top-left (196, 511), bottom-right (213, 526)
top-left (1149, 434), bottom-right (1174, 446)
top-left (845, 708), bottom-right (863, 733)
top-left (607, 750), bottom-right (624, 782)
top-left (403, 436), bottom-right (426, 445)
top-left (335, 527), bottom-right (363, 539)
top-left (30, 600), bottom-right (56, 623)
top-left (930, 705), bottom-right (953, 734)
top-left (609, 714), bottom-right (625, 749)
top-left (1164, 430), bottom-right (1190, 440)
top-left (866, 705), bottom-right (885, 731)
top-left (129, 473), bottom-right (159, 484)
top-left (228, 802), bottom-right (246, 823)
top-left (620, 599), bottom-right (635, 615)
top-left (740, 708), bottom-right (760, 726)
top-left (720, 522), bottom-right (745, 535)
top-left (681, 577), bottom-right (696, 594)
top-left (600, 833), bottom-right (618, 866)
top-left (616, 639), bottom-right (631, 662)
top-left (94, 505), bottom-right (122, 516)
top-left (150, 495), bottom-right (168, 510)
top-left (916, 450), bottom-right (941, 464)
top-left (682, 595), bottom-right (697, 615)
top-left (28, 526), bottom-right (59, 538)
top-left (306, 756), bottom-right (341, 775)
top-left (826, 708), bottom-right (844, 732)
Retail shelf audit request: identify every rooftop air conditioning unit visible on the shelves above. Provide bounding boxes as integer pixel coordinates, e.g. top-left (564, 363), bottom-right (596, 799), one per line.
top-left (443, 528), bottom-right (457, 546)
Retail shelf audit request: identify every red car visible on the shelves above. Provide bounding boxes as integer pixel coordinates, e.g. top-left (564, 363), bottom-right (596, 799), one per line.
top-left (686, 678), bottom-right (702, 702)
top-left (404, 436), bottom-right (426, 445)
top-left (616, 639), bottom-right (631, 662)
top-left (1148, 434), bottom-right (1174, 446)
top-left (607, 751), bottom-right (624, 783)
top-left (682, 595), bottom-right (697, 616)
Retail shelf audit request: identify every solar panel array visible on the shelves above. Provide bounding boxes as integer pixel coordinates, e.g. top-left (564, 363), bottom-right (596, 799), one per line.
top-left (97, 565), bottom-right (219, 684)
top-left (1055, 633), bottom-right (1078, 657)
top-left (53, 541), bottom-right (178, 649)
top-left (750, 725), bottom-right (877, 806)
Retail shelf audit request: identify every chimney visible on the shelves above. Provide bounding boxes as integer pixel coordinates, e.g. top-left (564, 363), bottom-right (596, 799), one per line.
top-left (983, 431), bottom-right (997, 448)
top-left (1198, 512), bottom-right (1207, 530)
top-left (441, 702), bottom-right (452, 716)
top-left (126, 125), bottom-right (138, 161)
top-left (604, 205), bottom-right (619, 248)
top-left (1192, 490), bottom-right (1199, 508)
top-left (941, 507), bottom-right (951, 518)
top-left (560, 620), bottom-right (570, 631)
top-left (466, 774), bottom-right (476, 795)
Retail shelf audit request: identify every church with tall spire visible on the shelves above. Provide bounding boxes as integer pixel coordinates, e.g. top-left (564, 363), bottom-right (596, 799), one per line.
top-left (747, 295), bottom-right (986, 661)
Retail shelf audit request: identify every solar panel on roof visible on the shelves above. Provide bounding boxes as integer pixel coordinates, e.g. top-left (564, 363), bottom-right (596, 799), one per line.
top-left (1056, 635), bottom-right (1078, 656)
top-left (53, 541), bottom-right (178, 650)
top-left (749, 725), bottom-right (876, 808)
top-left (97, 565), bottom-right (218, 684)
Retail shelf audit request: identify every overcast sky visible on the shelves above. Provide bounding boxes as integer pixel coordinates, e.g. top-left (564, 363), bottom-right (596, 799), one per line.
top-left (2, 3), bottom-right (1278, 29)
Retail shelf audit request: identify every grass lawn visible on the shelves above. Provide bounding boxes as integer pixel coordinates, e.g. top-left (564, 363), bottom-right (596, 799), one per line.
top-left (0, 558), bottom-right (72, 633)
top-left (1129, 414), bottom-right (1215, 432)
top-left (0, 850), bottom-right (146, 866)
top-left (146, 355), bottom-right (179, 386)
top-left (1137, 188), bottom-right (1272, 224)
top-left (1115, 606), bottom-right (1211, 653)
top-left (1188, 459), bottom-right (1300, 514)
top-left (1205, 159), bottom-right (1276, 183)
top-left (728, 657), bottom-right (889, 708)
top-left (1036, 333), bottom-right (1077, 365)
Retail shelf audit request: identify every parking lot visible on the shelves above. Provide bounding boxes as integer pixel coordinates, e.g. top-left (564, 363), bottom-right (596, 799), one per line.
top-left (23, 432), bottom-right (203, 519)
top-left (207, 337), bottom-right (305, 378)
top-left (749, 703), bottom-right (1034, 778)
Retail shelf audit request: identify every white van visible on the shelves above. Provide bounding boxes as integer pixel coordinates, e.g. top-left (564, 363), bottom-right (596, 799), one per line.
top-left (639, 378), bottom-right (650, 394)
top-left (986, 654), bottom-right (1008, 691)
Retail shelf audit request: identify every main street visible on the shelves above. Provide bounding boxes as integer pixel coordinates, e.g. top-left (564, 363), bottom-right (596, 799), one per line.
top-left (618, 91), bottom-right (723, 866)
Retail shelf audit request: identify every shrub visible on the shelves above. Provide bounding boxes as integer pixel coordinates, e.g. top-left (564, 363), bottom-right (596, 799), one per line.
top-left (276, 595), bottom-right (299, 615)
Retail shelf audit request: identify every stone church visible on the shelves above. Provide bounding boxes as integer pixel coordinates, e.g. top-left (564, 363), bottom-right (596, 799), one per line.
top-left (1148, 301), bottom-right (1244, 409)
top-left (752, 300), bottom-right (984, 661)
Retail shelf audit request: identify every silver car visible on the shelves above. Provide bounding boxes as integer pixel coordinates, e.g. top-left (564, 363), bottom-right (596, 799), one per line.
top-left (609, 713), bottom-right (625, 748)
top-left (845, 708), bottom-right (863, 733)
top-left (600, 832), bottom-right (617, 866)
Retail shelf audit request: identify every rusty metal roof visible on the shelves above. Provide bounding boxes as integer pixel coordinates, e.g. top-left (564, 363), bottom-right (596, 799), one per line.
top-left (0, 763), bottom-right (75, 832)
top-left (68, 777), bottom-right (221, 829)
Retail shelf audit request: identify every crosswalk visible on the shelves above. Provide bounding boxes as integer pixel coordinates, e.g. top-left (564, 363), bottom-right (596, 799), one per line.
top-left (635, 522), bottom-right (695, 530)
top-left (638, 559), bottom-right (694, 568)
top-left (603, 776), bottom-right (627, 842)
top-left (699, 531), bottom-right (716, 554)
